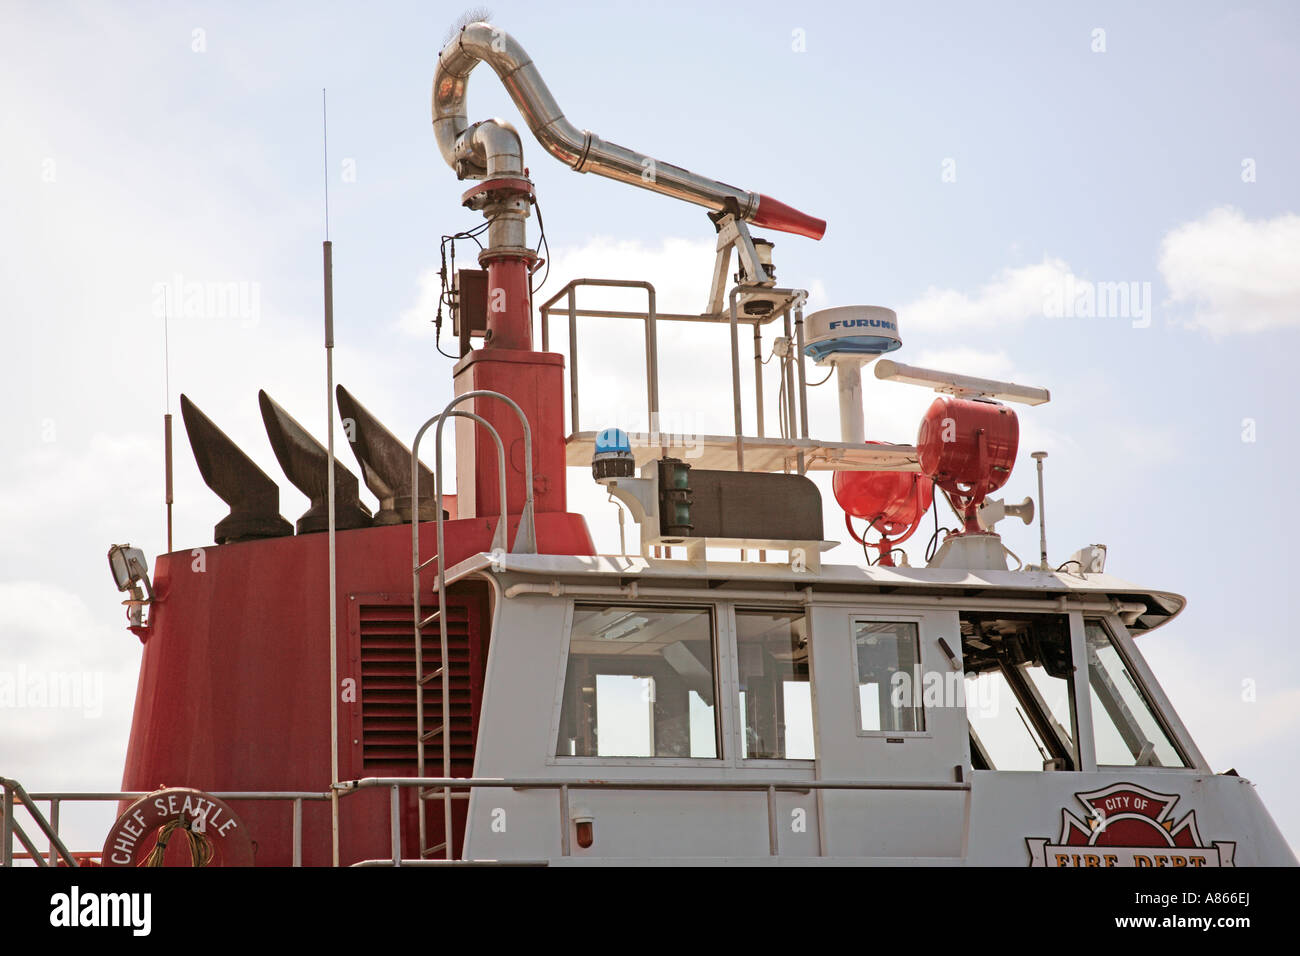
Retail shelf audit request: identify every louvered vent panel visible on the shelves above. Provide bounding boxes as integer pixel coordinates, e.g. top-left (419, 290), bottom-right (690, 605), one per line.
top-left (358, 602), bottom-right (476, 769)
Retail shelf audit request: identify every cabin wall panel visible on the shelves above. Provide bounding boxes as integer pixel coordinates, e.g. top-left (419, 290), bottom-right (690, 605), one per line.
top-left (965, 770), bottom-right (1296, 866)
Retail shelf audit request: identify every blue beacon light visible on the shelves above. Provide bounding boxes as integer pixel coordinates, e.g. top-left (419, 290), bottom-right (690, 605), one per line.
top-left (592, 427), bottom-right (636, 482)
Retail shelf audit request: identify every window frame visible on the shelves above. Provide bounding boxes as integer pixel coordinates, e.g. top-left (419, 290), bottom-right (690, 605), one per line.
top-left (547, 599), bottom-right (726, 768)
top-left (961, 610), bottom-right (1081, 772)
top-left (850, 614), bottom-right (932, 740)
top-left (730, 605), bottom-right (818, 765)
top-left (1082, 615), bottom-right (1194, 771)
top-left (547, 599), bottom-right (823, 770)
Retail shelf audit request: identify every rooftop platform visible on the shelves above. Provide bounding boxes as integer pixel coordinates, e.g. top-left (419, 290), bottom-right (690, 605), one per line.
top-left (566, 431), bottom-right (919, 473)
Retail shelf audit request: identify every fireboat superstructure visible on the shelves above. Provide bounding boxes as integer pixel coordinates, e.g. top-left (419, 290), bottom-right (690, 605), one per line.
top-left (2, 20), bottom-right (1293, 868)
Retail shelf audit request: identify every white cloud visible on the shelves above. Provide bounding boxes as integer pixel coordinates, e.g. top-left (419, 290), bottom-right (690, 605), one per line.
top-left (1142, 635), bottom-right (1300, 770)
top-left (0, 580), bottom-right (142, 852)
top-left (542, 235), bottom-right (715, 314)
top-left (909, 346), bottom-right (1018, 381)
top-left (901, 258), bottom-right (1079, 331)
top-left (1114, 424), bottom-right (1180, 468)
top-left (0, 434), bottom-right (156, 558)
top-left (397, 268), bottom-right (444, 338)
top-left (1159, 207), bottom-right (1300, 334)
top-left (539, 236), bottom-right (737, 435)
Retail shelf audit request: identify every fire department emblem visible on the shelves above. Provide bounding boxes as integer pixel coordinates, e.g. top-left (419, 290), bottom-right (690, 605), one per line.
top-left (1026, 782), bottom-right (1235, 867)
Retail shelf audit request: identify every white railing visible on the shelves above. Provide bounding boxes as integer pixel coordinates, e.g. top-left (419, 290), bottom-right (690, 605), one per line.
top-left (2, 774), bottom-right (970, 867)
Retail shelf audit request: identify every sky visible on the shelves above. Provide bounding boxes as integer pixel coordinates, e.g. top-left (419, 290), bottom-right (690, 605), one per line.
top-left (1, 1), bottom-right (1298, 855)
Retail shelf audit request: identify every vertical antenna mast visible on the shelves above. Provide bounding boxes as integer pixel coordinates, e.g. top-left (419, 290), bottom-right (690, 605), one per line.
top-left (1032, 451), bottom-right (1048, 569)
top-left (323, 87), bottom-right (341, 869)
top-left (163, 289), bottom-right (173, 553)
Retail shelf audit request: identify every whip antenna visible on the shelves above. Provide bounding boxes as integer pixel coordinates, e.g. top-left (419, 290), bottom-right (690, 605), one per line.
top-left (163, 289), bottom-right (173, 553)
top-left (322, 87), bottom-right (341, 869)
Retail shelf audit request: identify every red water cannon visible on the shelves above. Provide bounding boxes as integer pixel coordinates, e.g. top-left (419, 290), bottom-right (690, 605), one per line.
top-left (833, 447), bottom-right (935, 567)
top-left (917, 396), bottom-right (1019, 534)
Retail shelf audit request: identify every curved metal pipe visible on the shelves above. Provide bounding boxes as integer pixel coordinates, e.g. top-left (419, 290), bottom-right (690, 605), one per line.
top-left (457, 118), bottom-right (524, 179)
top-left (433, 22), bottom-right (826, 240)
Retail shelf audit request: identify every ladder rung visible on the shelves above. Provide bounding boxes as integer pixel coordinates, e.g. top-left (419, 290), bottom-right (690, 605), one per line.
top-left (416, 554), bottom-right (439, 571)
top-left (419, 789), bottom-right (471, 801)
top-left (419, 666), bottom-right (444, 686)
top-left (422, 842), bottom-right (447, 857)
top-left (420, 724), bottom-right (444, 742)
top-left (419, 610), bottom-right (441, 629)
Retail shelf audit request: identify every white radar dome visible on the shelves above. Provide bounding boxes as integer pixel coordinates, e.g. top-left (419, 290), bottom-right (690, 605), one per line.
top-left (802, 306), bottom-right (901, 365)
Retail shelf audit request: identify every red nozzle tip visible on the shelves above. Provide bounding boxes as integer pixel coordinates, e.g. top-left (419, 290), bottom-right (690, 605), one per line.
top-left (750, 194), bottom-right (827, 240)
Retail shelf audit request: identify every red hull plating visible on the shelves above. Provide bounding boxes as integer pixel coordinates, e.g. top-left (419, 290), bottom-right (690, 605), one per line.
top-left (121, 512), bottom-right (594, 866)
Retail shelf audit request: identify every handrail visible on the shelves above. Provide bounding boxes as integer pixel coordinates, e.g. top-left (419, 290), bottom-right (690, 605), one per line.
top-left (2, 777), bottom-right (93, 867)
top-left (5, 790), bottom-right (325, 868)
top-left (28, 791), bottom-right (325, 800)
top-left (538, 278), bottom-right (657, 439)
top-left (339, 775), bottom-right (970, 792)
top-left (3, 775), bottom-right (970, 866)
top-left (536, 280), bottom-right (794, 326)
top-left (538, 277), bottom-right (812, 475)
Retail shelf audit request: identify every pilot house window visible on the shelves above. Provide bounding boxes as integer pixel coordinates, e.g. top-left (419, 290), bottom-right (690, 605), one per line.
top-left (963, 612), bottom-right (1078, 771)
top-left (556, 604), bottom-right (718, 759)
top-left (736, 609), bottom-right (815, 759)
top-left (1084, 620), bottom-right (1188, 768)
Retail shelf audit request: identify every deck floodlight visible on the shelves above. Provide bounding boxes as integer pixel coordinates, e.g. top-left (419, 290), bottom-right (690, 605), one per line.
top-left (107, 544), bottom-right (154, 631)
top-left (108, 544), bottom-right (149, 592)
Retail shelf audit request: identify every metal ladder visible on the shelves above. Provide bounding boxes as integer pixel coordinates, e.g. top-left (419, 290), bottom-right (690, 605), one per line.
top-left (410, 390), bottom-right (536, 860)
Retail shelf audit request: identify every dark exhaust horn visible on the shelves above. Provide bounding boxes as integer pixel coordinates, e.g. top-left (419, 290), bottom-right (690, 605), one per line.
top-left (336, 385), bottom-right (439, 525)
top-left (258, 390), bottom-right (372, 535)
top-left (180, 394), bottom-right (294, 545)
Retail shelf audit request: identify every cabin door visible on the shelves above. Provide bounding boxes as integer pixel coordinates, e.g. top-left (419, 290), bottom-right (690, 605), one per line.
top-left (806, 603), bottom-right (970, 858)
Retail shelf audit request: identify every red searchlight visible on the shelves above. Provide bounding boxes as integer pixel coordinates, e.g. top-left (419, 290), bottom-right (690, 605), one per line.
top-left (833, 451), bottom-right (934, 567)
top-left (917, 396), bottom-right (1018, 533)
